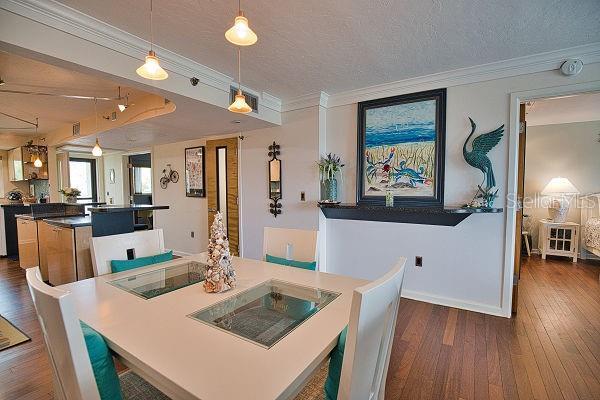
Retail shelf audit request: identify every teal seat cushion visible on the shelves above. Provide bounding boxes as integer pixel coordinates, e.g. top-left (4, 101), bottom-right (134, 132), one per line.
top-left (110, 250), bottom-right (173, 273)
top-left (265, 254), bottom-right (317, 271)
top-left (80, 321), bottom-right (122, 400)
top-left (324, 326), bottom-right (348, 400)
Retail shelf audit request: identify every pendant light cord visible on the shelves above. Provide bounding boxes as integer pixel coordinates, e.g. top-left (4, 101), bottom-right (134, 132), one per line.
top-left (150, 0), bottom-right (154, 51)
top-left (238, 47), bottom-right (242, 91)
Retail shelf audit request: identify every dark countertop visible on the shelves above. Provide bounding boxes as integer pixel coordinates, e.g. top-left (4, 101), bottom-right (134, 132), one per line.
top-left (89, 204), bottom-right (169, 213)
top-left (43, 215), bottom-right (92, 228)
top-left (15, 212), bottom-right (87, 220)
top-left (1, 203), bottom-right (28, 208)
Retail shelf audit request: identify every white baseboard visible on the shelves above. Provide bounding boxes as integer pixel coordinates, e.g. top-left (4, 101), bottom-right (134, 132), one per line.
top-left (172, 250), bottom-right (193, 257)
top-left (401, 289), bottom-right (507, 318)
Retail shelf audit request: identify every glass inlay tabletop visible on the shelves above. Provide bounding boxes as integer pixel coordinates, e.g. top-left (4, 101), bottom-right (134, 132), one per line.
top-left (188, 280), bottom-right (340, 348)
top-left (108, 261), bottom-right (205, 299)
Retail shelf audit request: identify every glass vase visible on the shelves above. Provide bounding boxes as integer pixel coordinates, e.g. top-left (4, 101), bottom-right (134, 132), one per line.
top-left (324, 178), bottom-right (338, 202)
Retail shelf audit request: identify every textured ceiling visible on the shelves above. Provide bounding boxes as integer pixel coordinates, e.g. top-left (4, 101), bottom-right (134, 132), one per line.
top-left (0, 51), bottom-right (146, 134)
top-left (526, 91), bottom-right (600, 126)
top-left (56, 0), bottom-right (600, 100)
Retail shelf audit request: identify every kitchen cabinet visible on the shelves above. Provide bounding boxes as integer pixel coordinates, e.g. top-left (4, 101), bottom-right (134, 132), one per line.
top-left (39, 221), bottom-right (93, 285)
top-left (17, 218), bottom-right (39, 270)
top-left (8, 146), bottom-right (48, 181)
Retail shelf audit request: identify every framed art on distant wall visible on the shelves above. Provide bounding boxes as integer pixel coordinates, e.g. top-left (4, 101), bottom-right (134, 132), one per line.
top-left (185, 146), bottom-right (206, 197)
top-left (357, 88), bottom-right (446, 207)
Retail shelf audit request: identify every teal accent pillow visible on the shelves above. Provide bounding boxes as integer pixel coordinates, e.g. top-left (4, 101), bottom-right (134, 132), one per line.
top-left (80, 321), bottom-right (122, 400)
top-left (110, 250), bottom-right (173, 273)
top-left (324, 326), bottom-right (348, 400)
top-left (265, 254), bottom-right (317, 271)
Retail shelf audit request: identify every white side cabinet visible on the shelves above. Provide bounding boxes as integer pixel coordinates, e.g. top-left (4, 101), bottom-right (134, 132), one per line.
top-left (538, 219), bottom-right (579, 262)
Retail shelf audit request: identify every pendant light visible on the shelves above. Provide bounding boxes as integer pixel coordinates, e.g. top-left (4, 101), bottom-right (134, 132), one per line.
top-left (225, 0), bottom-right (257, 46)
top-left (229, 48), bottom-right (252, 114)
top-left (33, 123), bottom-right (43, 167)
top-left (92, 138), bottom-right (103, 157)
top-left (34, 155), bottom-right (43, 168)
top-left (92, 99), bottom-right (103, 156)
top-left (136, 0), bottom-right (168, 80)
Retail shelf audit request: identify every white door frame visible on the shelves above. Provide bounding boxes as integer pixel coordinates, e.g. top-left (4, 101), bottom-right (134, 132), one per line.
top-left (501, 80), bottom-right (600, 317)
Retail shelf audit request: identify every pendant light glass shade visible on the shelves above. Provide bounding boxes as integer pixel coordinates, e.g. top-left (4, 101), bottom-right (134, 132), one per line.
top-left (137, 50), bottom-right (168, 80)
top-left (34, 156), bottom-right (43, 168)
top-left (92, 138), bottom-right (103, 157)
top-left (225, 13), bottom-right (257, 46)
top-left (229, 89), bottom-right (252, 113)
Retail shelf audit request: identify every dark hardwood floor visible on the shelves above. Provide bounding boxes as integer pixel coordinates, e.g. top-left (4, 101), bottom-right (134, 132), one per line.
top-left (0, 255), bottom-right (598, 400)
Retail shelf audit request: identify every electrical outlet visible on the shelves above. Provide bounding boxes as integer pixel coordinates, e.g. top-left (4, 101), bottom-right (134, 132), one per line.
top-left (300, 191), bottom-right (306, 201)
top-left (415, 256), bottom-right (423, 267)
top-left (191, 231), bottom-right (195, 238)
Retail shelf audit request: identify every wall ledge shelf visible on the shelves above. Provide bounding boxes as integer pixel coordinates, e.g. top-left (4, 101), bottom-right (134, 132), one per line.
top-left (318, 203), bottom-right (503, 226)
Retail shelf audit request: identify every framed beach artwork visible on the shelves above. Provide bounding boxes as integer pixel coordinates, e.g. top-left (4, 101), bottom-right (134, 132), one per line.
top-left (185, 146), bottom-right (206, 197)
top-left (357, 88), bottom-right (446, 207)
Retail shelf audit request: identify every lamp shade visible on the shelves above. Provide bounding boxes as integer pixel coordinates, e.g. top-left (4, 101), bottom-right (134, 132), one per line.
top-left (225, 14), bottom-right (258, 46)
top-left (136, 51), bottom-right (168, 80)
top-left (228, 91), bottom-right (252, 114)
top-left (541, 177), bottom-right (579, 196)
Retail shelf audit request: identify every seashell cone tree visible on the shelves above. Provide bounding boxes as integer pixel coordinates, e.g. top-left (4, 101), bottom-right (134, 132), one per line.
top-left (204, 211), bottom-right (236, 293)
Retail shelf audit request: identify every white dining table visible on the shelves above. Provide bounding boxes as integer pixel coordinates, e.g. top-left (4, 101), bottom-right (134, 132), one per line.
top-left (59, 254), bottom-right (367, 400)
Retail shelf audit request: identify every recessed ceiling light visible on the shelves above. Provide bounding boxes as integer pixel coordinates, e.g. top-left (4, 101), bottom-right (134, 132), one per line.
top-left (232, 120), bottom-right (242, 124)
top-left (0, 77), bottom-right (5, 86)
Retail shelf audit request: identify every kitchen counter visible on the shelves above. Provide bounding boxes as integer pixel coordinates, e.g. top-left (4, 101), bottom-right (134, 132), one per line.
top-left (88, 204), bottom-right (169, 213)
top-left (44, 215), bottom-right (92, 228)
top-left (15, 212), bottom-right (86, 220)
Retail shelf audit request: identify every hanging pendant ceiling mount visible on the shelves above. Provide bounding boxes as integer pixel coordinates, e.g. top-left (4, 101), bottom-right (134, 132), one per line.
top-left (137, 0), bottom-right (168, 80)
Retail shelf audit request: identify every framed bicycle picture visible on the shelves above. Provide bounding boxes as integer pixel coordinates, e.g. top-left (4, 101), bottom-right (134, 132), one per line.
top-left (185, 146), bottom-right (205, 197)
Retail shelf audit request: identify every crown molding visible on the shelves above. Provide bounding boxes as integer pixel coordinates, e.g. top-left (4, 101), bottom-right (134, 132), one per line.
top-left (282, 91), bottom-right (329, 112)
top-left (324, 43), bottom-right (600, 107)
top-left (280, 43), bottom-right (600, 110)
top-left (1, 0), bottom-right (282, 112)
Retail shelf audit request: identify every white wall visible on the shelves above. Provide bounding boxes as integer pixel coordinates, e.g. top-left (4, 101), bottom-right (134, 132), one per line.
top-left (240, 107), bottom-right (321, 260)
top-left (324, 63), bottom-right (600, 316)
top-left (524, 120), bottom-right (600, 248)
top-left (152, 138), bottom-right (209, 255)
top-left (102, 153), bottom-right (127, 205)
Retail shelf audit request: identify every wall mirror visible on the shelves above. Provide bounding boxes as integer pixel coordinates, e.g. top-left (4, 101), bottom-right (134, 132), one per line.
top-left (268, 142), bottom-right (282, 217)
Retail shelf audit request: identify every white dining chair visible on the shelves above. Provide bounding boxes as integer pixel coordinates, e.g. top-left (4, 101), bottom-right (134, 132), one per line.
top-left (338, 257), bottom-right (406, 400)
top-left (262, 227), bottom-right (319, 264)
top-left (26, 267), bottom-right (101, 400)
top-left (90, 229), bottom-right (166, 276)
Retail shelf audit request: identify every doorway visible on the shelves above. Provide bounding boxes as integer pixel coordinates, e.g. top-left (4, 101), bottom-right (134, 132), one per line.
top-left (510, 89), bottom-right (600, 314)
top-left (206, 137), bottom-right (239, 256)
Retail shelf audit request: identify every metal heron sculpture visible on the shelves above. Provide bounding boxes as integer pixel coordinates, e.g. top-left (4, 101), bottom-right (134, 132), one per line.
top-left (463, 117), bottom-right (504, 189)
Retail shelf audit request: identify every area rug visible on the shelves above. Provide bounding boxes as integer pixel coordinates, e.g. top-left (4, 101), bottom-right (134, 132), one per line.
top-left (0, 315), bottom-right (31, 351)
top-left (119, 371), bottom-right (171, 400)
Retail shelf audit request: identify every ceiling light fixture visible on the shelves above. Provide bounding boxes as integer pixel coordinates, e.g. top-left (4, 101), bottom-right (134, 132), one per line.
top-left (34, 156), bottom-right (43, 168)
top-left (229, 48), bottom-right (252, 114)
top-left (136, 0), bottom-right (168, 80)
top-left (225, 0), bottom-right (257, 46)
top-left (92, 138), bottom-right (103, 157)
top-left (0, 77), bottom-right (5, 86)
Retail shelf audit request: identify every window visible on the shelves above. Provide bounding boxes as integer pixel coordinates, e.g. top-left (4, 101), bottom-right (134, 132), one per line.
top-left (69, 158), bottom-right (97, 203)
top-left (133, 167), bottom-right (152, 194)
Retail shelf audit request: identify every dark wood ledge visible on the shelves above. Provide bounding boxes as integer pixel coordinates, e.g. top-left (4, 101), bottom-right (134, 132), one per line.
top-left (318, 203), bottom-right (503, 226)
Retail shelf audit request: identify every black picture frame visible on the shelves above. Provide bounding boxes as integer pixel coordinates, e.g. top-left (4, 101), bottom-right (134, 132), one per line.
top-left (185, 146), bottom-right (206, 197)
top-left (356, 88), bottom-right (446, 207)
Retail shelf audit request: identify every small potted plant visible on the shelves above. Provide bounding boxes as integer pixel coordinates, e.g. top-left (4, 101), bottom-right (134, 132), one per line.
top-left (59, 187), bottom-right (81, 204)
top-left (317, 153), bottom-right (344, 202)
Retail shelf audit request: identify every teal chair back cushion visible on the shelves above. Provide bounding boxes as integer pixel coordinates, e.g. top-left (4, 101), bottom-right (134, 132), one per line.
top-left (324, 326), bottom-right (348, 400)
top-left (80, 321), bottom-right (122, 400)
top-left (265, 254), bottom-right (317, 271)
top-left (110, 250), bottom-right (173, 273)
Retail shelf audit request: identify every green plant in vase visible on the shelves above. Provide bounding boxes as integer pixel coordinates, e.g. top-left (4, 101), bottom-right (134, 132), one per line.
top-left (317, 153), bottom-right (344, 203)
top-left (59, 187), bottom-right (81, 204)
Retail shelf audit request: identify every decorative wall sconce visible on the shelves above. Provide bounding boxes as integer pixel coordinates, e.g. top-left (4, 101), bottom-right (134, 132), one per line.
top-left (268, 141), bottom-right (282, 217)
